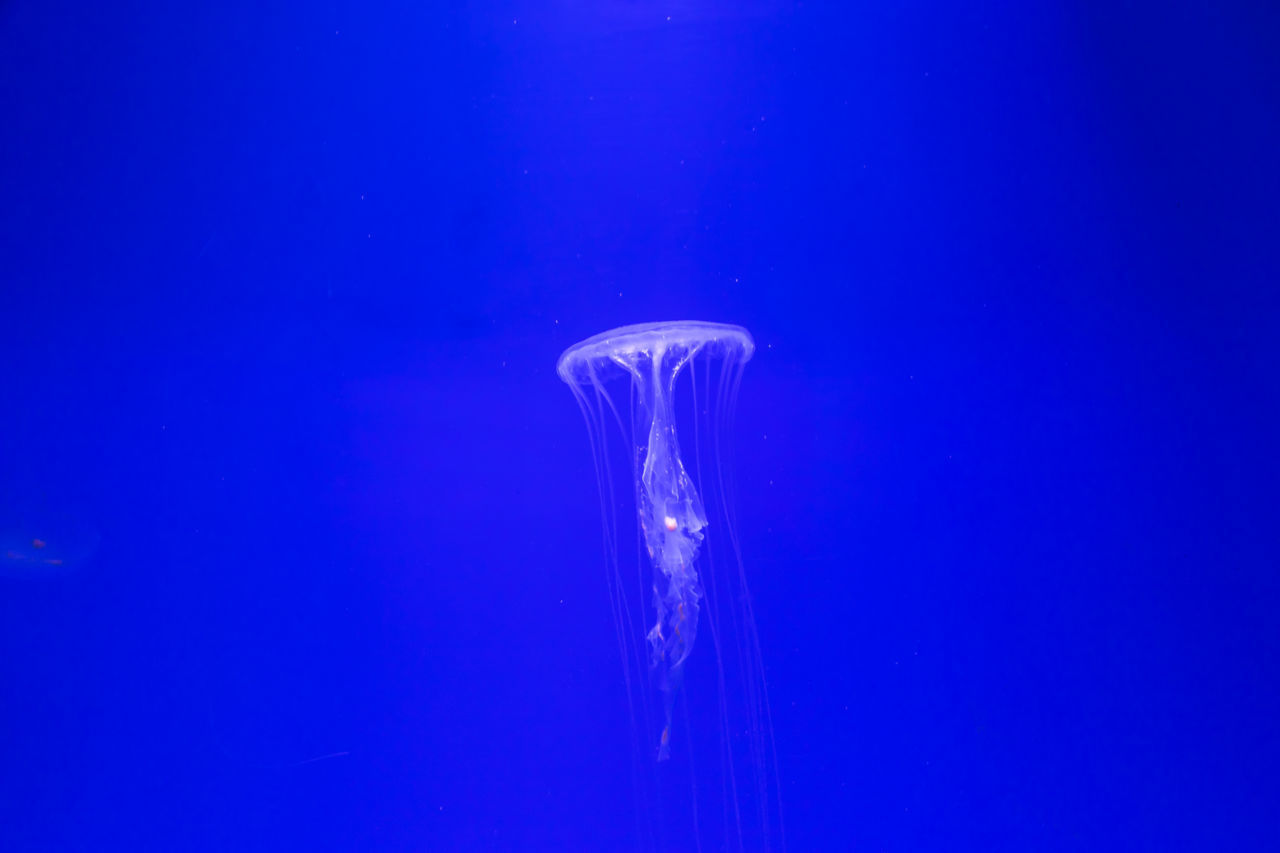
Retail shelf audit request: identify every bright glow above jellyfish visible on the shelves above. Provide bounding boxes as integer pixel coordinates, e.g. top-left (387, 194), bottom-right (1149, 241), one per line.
top-left (559, 321), bottom-right (783, 851)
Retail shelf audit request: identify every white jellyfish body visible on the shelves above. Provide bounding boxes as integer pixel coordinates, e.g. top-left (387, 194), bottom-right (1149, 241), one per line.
top-left (559, 321), bottom-right (782, 851)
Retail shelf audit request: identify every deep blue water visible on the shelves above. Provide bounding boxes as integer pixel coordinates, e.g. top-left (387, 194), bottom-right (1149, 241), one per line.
top-left (2, 1), bottom-right (1277, 849)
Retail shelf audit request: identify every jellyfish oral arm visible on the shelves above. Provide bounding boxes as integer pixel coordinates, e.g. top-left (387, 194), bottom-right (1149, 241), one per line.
top-left (636, 346), bottom-right (707, 760)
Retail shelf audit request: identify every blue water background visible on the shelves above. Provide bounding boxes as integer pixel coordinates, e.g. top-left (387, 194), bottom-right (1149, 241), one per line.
top-left (1, 1), bottom-right (1277, 848)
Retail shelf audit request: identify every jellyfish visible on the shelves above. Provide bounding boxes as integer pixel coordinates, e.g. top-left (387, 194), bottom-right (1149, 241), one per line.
top-left (559, 321), bottom-right (783, 851)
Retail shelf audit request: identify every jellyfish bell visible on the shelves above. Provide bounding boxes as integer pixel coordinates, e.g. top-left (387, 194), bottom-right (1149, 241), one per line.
top-left (558, 321), bottom-right (782, 851)
top-left (556, 321), bottom-right (754, 385)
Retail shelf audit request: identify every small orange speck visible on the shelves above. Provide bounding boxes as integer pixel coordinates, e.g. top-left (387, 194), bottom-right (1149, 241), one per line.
top-left (664, 516), bottom-right (678, 531)
top-left (32, 539), bottom-right (46, 549)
